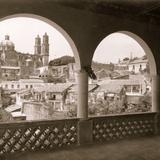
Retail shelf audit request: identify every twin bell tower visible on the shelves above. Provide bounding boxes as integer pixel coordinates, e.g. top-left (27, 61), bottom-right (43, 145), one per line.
top-left (34, 33), bottom-right (49, 66)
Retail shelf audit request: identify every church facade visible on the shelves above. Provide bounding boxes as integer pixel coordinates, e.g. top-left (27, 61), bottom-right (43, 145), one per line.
top-left (0, 33), bottom-right (49, 80)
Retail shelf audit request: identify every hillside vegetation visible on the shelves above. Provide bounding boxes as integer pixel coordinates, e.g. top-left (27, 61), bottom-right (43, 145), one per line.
top-left (49, 55), bottom-right (114, 71)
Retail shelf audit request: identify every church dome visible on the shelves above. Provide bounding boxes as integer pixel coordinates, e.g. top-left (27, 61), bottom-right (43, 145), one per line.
top-left (0, 35), bottom-right (15, 51)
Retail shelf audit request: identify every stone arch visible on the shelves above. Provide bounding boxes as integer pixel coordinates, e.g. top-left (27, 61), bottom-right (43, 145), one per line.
top-left (93, 30), bottom-right (157, 113)
top-left (118, 31), bottom-right (157, 76)
top-left (93, 31), bottom-right (157, 76)
top-left (0, 13), bottom-right (81, 68)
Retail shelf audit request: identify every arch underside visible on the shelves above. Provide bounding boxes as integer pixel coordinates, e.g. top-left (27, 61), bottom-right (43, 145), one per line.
top-left (93, 31), bottom-right (157, 76)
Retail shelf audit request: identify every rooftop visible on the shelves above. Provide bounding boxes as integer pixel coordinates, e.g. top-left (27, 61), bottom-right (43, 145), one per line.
top-left (130, 59), bottom-right (148, 64)
top-left (95, 82), bottom-right (124, 94)
top-left (17, 89), bottom-right (31, 95)
top-left (1, 66), bottom-right (20, 70)
top-left (33, 83), bottom-right (72, 93)
top-left (11, 111), bottom-right (26, 118)
top-left (5, 104), bottom-right (21, 113)
top-left (98, 78), bottom-right (144, 86)
top-left (96, 78), bottom-right (146, 93)
top-left (69, 84), bottom-right (98, 93)
top-left (18, 79), bottom-right (44, 83)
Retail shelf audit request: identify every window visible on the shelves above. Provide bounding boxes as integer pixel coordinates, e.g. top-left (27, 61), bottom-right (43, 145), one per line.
top-left (133, 65), bottom-right (135, 70)
top-left (17, 84), bottom-right (20, 88)
top-left (132, 85), bottom-right (140, 93)
top-left (25, 85), bottom-right (28, 89)
top-left (140, 64), bottom-right (142, 69)
top-left (49, 94), bottom-right (56, 100)
top-left (5, 84), bottom-right (8, 89)
top-left (53, 95), bottom-right (56, 100)
top-left (11, 84), bottom-right (14, 89)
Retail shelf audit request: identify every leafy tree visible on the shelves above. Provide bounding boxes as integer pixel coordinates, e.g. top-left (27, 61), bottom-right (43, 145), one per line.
top-left (66, 103), bottom-right (77, 117)
top-left (92, 61), bottom-right (114, 72)
top-left (1, 89), bottom-right (12, 108)
top-left (142, 55), bottom-right (147, 60)
top-left (139, 93), bottom-right (151, 111)
top-left (0, 108), bottom-right (13, 122)
top-left (123, 57), bottom-right (129, 61)
top-left (47, 75), bottom-right (66, 83)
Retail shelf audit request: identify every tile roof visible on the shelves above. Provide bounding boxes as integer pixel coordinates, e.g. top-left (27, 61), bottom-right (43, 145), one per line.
top-left (95, 82), bottom-right (123, 93)
top-left (5, 104), bottom-right (21, 112)
top-left (69, 84), bottom-right (98, 92)
top-left (33, 83), bottom-right (72, 93)
top-left (96, 78), bottom-right (145, 93)
top-left (17, 89), bottom-right (31, 95)
top-left (1, 66), bottom-right (20, 69)
top-left (19, 79), bottom-right (44, 83)
top-left (129, 59), bottom-right (148, 64)
top-left (11, 112), bottom-right (26, 117)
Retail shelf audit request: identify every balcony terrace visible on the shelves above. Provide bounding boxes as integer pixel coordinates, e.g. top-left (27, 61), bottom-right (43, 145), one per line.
top-left (10, 136), bottom-right (160, 160)
top-left (0, 112), bottom-right (159, 159)
top-left (0, 0), bottom-right (160, 160)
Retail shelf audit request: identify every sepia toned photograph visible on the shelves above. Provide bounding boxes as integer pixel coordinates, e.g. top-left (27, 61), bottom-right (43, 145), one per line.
top-left (0, 0), bottom-right (159, 160)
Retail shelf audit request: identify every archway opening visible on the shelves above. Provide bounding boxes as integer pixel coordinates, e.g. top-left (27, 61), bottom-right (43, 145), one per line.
top-left (90, 31), bottom-right (156, 116)
top-left (0, 14), bottom-right (80, 121)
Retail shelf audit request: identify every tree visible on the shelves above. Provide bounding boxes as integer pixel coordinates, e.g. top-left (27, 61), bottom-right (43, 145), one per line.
top-left (123, 57), bottom-right (129, 61)
top-left (1, 89), bottom-right (12, 108)
top-left (139, 93), bottom-right (151, 111)
top-left (0, 108), bottom-right (13, 122)
top-left (66, 103), bottom-right (77, 117)
top-left (142, 55), bottom-right (147, 60)
top-left (47, 75), bottom-right (66, 83)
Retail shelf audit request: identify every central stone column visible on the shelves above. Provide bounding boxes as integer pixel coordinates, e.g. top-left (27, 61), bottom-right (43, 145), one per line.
top-left (76, 69), bottom-right (88, 119)
top-left (152, 75), bottom-right (160, 112)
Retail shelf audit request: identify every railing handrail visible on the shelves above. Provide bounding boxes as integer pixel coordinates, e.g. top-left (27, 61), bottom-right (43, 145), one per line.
top-left (0, 117), bottom-right (79, 128)
top-left (89, 112), bottom-right (156, 119)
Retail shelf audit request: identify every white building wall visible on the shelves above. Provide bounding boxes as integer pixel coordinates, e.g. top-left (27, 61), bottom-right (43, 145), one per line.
top-left (128, 62), bottom-right (147, 73)
top-left (0, 80), bottom-right (44, 90)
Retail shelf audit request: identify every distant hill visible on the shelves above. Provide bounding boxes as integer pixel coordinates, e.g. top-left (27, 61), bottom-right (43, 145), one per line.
top-left (49, 55), bottom-right (114, 71)
top-left (92, 61), bottom-right (114, 72)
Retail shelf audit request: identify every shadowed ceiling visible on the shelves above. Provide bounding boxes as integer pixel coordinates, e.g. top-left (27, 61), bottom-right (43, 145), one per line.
top-left (57, 0), bottom-right (160, 25)
top-left (0, 0), bottom-right (160, 25)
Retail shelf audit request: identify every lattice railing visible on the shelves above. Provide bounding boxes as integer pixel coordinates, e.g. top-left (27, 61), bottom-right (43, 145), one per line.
top-left (0, 118), bottom-right (78, 156)
top-left (0, 112), bottom-right (158, 157)
top-left (92, 112), bottom-right (156, 142)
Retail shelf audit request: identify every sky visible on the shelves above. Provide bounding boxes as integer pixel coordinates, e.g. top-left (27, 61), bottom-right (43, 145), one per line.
top-left (93, 33), bottom-right (145, 64)
top-left (0, 17), bottom-right (145, 63)
top-left (0, 17), bottom-right (73, 61)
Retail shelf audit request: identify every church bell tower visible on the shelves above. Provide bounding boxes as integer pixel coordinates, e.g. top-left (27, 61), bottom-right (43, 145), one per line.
top-left (34, 35), bottom-right (41, 55)
top-left (41, 33), bottom-right (49, 66)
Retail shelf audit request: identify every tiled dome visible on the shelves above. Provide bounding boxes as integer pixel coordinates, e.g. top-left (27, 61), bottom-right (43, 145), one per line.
top-left (0, 35), bottom-right (15, 47)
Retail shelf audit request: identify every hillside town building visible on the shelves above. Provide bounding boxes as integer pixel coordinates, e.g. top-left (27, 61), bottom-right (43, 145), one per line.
top-left (115, 57), bottom-right (148, 74)
top-left (128, 58), bottom-right (148, 73)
